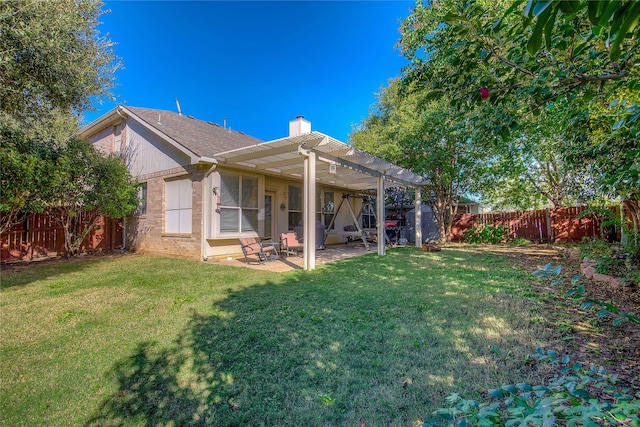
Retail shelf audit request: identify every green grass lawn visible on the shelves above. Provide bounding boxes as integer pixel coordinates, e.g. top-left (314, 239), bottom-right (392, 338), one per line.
top-left (0, 246), bottom-right (551, 426)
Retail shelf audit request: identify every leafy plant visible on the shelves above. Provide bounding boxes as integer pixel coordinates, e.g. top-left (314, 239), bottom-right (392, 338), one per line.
top-left (533, 263), bottom-right (640, 333)
top-left (580, 237), bottom-right (613, 261)
top-left (511, 237), bottom-right (533, 245)
top-left (463, 225), bottom-right (507, 244)
top-left (424, 349), bottom-right (640, 427)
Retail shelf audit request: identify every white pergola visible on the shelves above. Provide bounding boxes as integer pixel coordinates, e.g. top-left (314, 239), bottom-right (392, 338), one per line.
top-left (215, 132), bottom-right (426, 270)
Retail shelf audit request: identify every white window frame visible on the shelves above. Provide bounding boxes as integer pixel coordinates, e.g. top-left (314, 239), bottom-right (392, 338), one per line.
top-left (215, 171), bottom-right (263, 237)
top-left (361, 198), bottom-right (376, 230)
top-left (316, 188), bottom-right (335, 230)
top-left (164, 177), bottom-right (192, 234)
top-left (134, 182), bottom-right (147, 216)
top-left (288, 184), bottom-right (303, 231)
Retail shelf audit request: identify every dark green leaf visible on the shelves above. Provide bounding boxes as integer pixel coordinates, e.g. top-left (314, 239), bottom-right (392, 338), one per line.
top-left (581, 301), bottom-right (595, 310)
top-left (502, 384), bottom-right (518, 393)
top-left (444, 12), bottom-right (469, 23)
top-left (523, 0), bottom-right (535, 17)
top-left (612, 118), bottom-right (626, 130)
top-left (544, 5), bottom-right (559, 48)
top-left (488, 388), bottom-right (504, 398)
top-left (491, 18), bottom-right (503, 33)
top-left (609, 2), bottom-right (640, 60)
top-left (612, 316), bottom-right (627, 326)
top-left (517, 382), bottom-right (533, 391)
top-left (532, 0), bottom-right (554, 17)
top-left (527, 5), bottom-right (553, 54)
top-left (559, 0), bottom-right (579, 14)
top-left (597, 308), bottom-right (610, 318)
top-left (588, 0), bottom-right (610, 25)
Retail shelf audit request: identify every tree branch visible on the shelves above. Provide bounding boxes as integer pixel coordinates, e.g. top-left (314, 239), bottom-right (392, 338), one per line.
top-left (573, 72), bottom-right (628, 83)
top-left (493, 54), bottom-right (535, 77)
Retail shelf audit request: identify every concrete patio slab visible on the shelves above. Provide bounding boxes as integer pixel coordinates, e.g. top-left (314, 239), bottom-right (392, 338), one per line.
top-left (208, 243), bottom-right (377, 272)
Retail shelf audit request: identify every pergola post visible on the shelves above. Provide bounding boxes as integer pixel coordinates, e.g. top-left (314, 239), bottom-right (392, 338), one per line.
top-left (301, 148), bottom-right (316, 270)
top-left (415, 186), bottom-right (422, 247)
top-left (377, 176), bottom-right (385, 256)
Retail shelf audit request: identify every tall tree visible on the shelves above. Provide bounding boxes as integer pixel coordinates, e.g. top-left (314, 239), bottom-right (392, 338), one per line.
top-left (478, 102), bottom-right (596, 210)
top-left (351, 79), bottom-right (484, 241)
top-left (48, 139), bottom-right (138, 256)
top-left (0, 126), bottom-right (57, 233)
top-left (0, 0), bottom-right (119, 139)
top-left (0, 0), bottom-right (124, 234)
top-left (397, 0), bottom-right (639, 224)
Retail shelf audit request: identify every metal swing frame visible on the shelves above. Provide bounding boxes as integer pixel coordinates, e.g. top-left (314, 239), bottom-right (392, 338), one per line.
top-left (324, 194), bottom-right (392, 250)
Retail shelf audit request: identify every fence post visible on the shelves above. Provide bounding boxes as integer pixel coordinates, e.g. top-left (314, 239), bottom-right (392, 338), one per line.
top-left (545, 208), bottom-right (553, 243)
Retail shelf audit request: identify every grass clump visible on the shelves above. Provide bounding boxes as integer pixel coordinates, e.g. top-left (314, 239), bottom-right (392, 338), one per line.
top-left (1, 248), bottom-right (550, 426)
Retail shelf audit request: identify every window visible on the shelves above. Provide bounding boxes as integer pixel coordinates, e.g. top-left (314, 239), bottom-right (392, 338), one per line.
top-left (316, 190), bottom-right (335, 230)
top-left (361, 198), bottom-right (376, 229)
top-left (219, 172), bottom-right (259, 234)
top-left (288, 185), bottom-right (302, 230)
top-left (165, 178), bottom-right (192, 233)
top-left (135, 183), bottom-right (147, 216)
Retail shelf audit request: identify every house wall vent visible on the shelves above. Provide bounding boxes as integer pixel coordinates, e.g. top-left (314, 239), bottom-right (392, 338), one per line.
top-left (289, 115), bottom-right (311, 137)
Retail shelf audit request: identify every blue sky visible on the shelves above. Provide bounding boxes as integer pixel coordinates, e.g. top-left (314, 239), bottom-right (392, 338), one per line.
top-left (84, 1), bottom-right (415, 142)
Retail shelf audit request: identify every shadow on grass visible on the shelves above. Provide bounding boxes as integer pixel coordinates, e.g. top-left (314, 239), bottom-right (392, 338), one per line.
top-left (0, 255), bottom-right (127, 290)
top-left (86, 248), bottom-right (545, 426)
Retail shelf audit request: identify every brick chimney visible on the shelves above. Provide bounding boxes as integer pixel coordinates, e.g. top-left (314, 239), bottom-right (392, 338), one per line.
top-left (289, 115), bottom-right (311, 137)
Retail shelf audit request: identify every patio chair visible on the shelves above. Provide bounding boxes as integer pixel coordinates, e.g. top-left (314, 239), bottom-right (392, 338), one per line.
top-left (239, 237), bottom-right (279, 264)
top-left (280, 231), bottom-right (303, 257)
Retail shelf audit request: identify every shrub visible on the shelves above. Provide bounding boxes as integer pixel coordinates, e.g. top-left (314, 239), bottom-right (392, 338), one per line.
top-left (423, 349), bottom-right (640, 427)
top-left (511, 237), bottom-right (533, 245)
top-left (463, 225), bottom-right (507, 244)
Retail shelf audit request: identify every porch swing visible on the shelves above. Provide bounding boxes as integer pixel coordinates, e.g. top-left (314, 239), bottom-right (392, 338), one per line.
top-left (324, 194), bottom-right (391, 250)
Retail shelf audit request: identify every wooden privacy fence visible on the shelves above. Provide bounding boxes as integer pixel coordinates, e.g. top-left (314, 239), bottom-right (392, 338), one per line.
top-left (1, 210), bottom-right (123, 261)
top-left (451, 206), bottom-right (618, 243)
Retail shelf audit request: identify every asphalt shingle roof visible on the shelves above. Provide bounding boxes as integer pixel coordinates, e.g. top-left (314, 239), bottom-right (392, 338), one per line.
top-left (126, 107), bottom-right (263, 157)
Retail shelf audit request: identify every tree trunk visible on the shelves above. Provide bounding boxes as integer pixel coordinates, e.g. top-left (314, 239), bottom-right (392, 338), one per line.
top-left (624, 199), bottom-right (639, 232)
top-left (431, 201), bottom-right (449, 243)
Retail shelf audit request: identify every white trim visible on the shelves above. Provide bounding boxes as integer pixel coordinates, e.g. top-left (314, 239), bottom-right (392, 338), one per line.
top-left (377, 177), bottom-right (385, 256)
top-left (299, 145), bottom-right (316, 271)
top-left (415, 187), bottom-right (422, 246)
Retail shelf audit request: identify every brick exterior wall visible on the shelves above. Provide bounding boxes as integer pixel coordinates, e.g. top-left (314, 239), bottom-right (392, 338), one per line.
top-left (125, 164), bottom-right (209, 259)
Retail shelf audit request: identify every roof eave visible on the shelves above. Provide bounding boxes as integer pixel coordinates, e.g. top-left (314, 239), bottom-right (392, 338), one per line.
top-left (122, 107), bottom-right (203, 164)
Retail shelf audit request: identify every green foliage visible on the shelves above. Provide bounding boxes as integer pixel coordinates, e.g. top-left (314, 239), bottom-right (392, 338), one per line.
top-left (47, 139), bottom-right (138, 256)
top-left (463, 225), bottom-right (507, 244)
top-left (0, 0), bottom-right (128, 239)
top-left (0, 0), bottom-right (119, 137)
top-left (533, 263), bottom-right (640, 332)
top-left (424, 349), bottom-right (640, 427)
top-left (0, 125), bottom-right (58, 233)
top-left (349, 79), bottom-right (486, 241)
top-left (580, 237), bottom-right (614, 261)
top-left (524, 0), bottom-right (640, 60)
top-left (511, 237), bottom-right (533, 245)
top-left (396, 0), bottom-right (640, 219)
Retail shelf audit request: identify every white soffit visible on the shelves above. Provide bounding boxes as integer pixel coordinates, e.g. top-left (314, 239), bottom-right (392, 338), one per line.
top-left (214, 132), bottom-right (425, 190)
